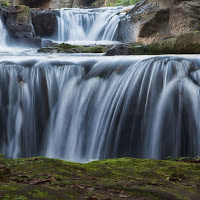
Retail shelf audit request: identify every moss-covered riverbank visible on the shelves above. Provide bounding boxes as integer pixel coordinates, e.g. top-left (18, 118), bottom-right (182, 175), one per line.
top-left (0, 154), bottom-right (200, 199)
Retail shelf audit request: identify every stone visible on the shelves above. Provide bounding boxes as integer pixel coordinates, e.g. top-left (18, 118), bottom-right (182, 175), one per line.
top-left (106, 32), bottom-right (200, 55)
top-left (31, 8), bottom-right (57, 38)
top-left (1, 5), bottom-right (41, 47)
top-left (38, 43), bottom-right (110, 53)
top-left (117, 0), bottom-right (200, 45)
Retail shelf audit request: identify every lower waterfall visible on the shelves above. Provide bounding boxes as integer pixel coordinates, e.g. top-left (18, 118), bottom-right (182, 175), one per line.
top-left (0, 55), bottom-right (200, 162)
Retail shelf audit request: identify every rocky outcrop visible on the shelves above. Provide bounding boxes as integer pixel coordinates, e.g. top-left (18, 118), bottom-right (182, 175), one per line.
top-left (31, 9), bottom-right (57, 38)
top-left (38, 43), bottom-right (110, 53)
top-left (106, 32), bottom-right (200, 55)
top-left (73, 0), bottom-right (96, 7)
top-left (9, 0), bottom-right (73, 9)
top-left (18, 0), bottom-right (51, 9)
top-left (118, 0), bottom-right (200, 44)
top-left (50, 0), bottom-right (73, 8)
top-left (1, 5), bottom-right (41, 47)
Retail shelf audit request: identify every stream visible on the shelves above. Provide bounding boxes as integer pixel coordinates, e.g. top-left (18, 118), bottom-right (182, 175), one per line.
top-left (0, 6), bottom-right (200, 162)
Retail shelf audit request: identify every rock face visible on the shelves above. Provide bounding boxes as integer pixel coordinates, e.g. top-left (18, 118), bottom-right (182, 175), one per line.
top-left (50, 0), bottom-right (73, 8)
top-left (18, 0), bottom-right (51, 9)
top-left (73, 0), bottom-right (96, 7)
top-left (31, 9), bottom-right (57, 38)
top-left (9, 0), bottom-right (73, 8)
top-left (118, 0), bottom-right (200, 44)
top-left (1, 5), bottom-right (41, 47)
top-left (106, 32), bottom-right (200, 55)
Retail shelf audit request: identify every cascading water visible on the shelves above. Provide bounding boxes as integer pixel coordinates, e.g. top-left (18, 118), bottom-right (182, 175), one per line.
top-left (0, 17), bottom-right (8, 47)
top-left (0, 5), bottom-right (200, 163)
top-left (56, 7), bottom-right (128, 44)
top-left (1, 56), bottom-right (200, 162)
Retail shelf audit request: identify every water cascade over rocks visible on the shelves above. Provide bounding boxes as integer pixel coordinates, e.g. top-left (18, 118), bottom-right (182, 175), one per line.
top-left (0, 6), bottom-right (200, 163)
top-left (0, 56), bottom-right (200, 162)
top-left (56, 7), bottom-right (127, 45)
top-left (0, 18), bottom-right (8, 47)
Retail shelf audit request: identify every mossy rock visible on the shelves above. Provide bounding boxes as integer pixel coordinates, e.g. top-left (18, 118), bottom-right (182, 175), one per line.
top-left (106, 32), bottom-right (200, 55)
top-left (38, 43), bottom-right (112, 54)
top-left (0, 156), bottom-right (200, 199)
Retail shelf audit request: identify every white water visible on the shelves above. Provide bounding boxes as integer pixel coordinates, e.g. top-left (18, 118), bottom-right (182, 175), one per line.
top-left (0, 54), bottom-right (200, 162)
top-left (55, 6), bottom-right (130, 44)
top-left (0, 18), bottom-right (8, 48)
top-left (1, 6), bottom-right (200, 163)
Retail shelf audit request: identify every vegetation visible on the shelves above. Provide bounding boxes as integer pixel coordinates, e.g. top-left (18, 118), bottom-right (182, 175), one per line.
top-left (0, 0), bottom-right (10, 7)
top-left (38, 43), bottom-right (112, 53)
top-left (91, 0), bottom-right (141, 7)
top-left (1, 154), bottom-right (200, 199)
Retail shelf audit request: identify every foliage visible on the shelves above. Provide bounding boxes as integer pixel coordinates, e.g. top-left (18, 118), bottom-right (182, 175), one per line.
top-left (0, 0), bottom-right (10, 7)
top-left (92, 0), bottom-right (141, 7)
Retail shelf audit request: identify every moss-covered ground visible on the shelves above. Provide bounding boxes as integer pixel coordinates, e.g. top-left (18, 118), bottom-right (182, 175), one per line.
top-left (38, 43), bottom-right (112, 54)
top-left (0, 154), bottom-right (200, 199)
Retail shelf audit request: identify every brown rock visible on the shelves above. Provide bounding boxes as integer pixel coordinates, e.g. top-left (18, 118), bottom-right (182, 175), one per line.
top-left (117, 0), bottom-right (200, 45)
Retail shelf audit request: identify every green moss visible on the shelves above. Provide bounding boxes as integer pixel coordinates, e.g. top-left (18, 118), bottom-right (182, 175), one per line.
top-left (29, 189), bottom-right (50, 198)
top-left (107, 32), bottom-right (200, 55)
top-left (0, 156), bottom-right (200, 199)
top-left (38, 43), bottom-right (109, 54)
top-left (2, 194), bottom-right (28, 200)
top-left (91, 0), bottom-right (141, 7)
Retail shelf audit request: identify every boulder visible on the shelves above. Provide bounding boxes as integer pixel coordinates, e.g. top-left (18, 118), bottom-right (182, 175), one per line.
top-left (13, 0), bottom-right (51, 9)
top-left (1, 5), bottom-right (41, 47)
top-left (117, 0), bottom-right (200, 44)
top-left (31, 8), bottom-right (57, 38)
top-left (38, 43), bottom-right (111, 53)
top-left (106, 32), bottom-right (200, 55)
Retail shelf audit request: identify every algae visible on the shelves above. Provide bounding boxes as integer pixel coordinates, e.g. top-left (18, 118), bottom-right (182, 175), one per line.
top-left (38, 43), bottom-right (112, 54)
top-left (0, 156), bottom-right (200, 199)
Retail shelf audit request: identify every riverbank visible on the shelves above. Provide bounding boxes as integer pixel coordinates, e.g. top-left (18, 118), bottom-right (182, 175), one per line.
top-left (1, 154), bottom-right (200, 200)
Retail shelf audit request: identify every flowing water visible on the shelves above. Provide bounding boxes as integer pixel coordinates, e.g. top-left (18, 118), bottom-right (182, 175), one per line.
top-left (0, 18), bottom-right (8, 48)
top-left (0, 8), bottom-right (200, 162)
top-left (55, 6), bottom-right (129, 45)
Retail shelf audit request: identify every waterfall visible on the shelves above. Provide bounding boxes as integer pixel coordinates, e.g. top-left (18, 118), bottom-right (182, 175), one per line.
top-left (56, 7), bottom-right (128, 44)
top-left (0, 18), bottom-right (8, 47)
top-left (1, 56), bottom-right (200, 162)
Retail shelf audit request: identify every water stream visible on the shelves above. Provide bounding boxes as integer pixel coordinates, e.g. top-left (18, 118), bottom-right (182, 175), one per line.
top-left (0, 8), bottom-right (200, 162)
top-left (55, 6), bottom-right (129, 45)
top-left (0, 18), bottom-right (8, 48)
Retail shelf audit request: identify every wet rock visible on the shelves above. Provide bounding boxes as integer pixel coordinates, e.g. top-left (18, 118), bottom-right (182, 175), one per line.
top-left (1, 5), bottom-right (41, 47)
top-left (42, 39), bottom-right (56, 47)
top-left (38, 43), bottom-right (110, 53)
top-left (31, 8), bottom-right (57, 38)
top-left (18, 0), bottom-right (52, 9)
top-left (106, 32), bottom-right (200, 55)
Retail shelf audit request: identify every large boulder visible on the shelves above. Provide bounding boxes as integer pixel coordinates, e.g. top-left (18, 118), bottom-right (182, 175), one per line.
top-left (31, 9), bottom-right (57, 38)
top-left (1, 5), bottom-right (41, 47)
top-left (106, 32), bottom-right (200, 55)
top-left (117, 0), bottom-right (200, 44)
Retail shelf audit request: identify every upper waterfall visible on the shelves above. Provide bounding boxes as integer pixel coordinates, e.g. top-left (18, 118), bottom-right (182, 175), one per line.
top-left (55, 7), bottom-right (130, 45)
top-left (0, 17), bottom-right (8, 48)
